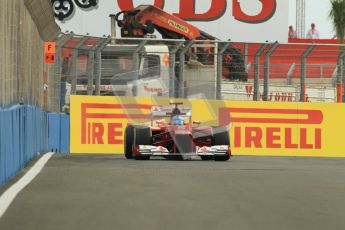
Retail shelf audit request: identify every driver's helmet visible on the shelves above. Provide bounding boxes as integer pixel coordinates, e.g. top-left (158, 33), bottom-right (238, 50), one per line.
top-left (172, 115), bottom-right (184, 125)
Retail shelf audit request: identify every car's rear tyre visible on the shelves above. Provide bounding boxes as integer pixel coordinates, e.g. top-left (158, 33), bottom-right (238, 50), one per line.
top-left (124, 125), bottom-right (134, 159)
top-left (212, 126), bottom-right (230, 161)
top-left (133, 126), bottom-right (152, 160)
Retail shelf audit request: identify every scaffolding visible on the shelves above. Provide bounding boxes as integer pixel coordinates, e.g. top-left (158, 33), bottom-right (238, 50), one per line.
top-left (296, 0), bottom-right (306, 38)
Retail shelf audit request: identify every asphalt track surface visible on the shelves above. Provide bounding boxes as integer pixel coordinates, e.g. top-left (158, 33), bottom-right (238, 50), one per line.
top-left (1, 154), bottom-right (345, 230)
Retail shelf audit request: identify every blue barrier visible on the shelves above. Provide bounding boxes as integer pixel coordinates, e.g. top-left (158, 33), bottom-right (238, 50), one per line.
top-left (60, 114), bottom-right (70, 153)
top-left (0, 106), bottom-right (71, 185)
top-left (48, 113), bottom-right (60, 152)
top-left (48, 113), bottom-right (70, 153)
top-left (0, 105), bottom-right (48, 185)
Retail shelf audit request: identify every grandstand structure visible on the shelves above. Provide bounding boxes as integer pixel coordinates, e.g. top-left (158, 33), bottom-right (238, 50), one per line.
top-left (234, 38), bottom-right (341, 87)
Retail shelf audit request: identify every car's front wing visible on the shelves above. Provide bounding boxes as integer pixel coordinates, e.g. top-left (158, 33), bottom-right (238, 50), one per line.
top-left (138, 145), bottom-right (230, 157)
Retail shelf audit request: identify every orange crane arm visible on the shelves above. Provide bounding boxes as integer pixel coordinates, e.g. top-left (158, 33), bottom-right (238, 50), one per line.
top-left (115, 5), bottom-right (216, 40)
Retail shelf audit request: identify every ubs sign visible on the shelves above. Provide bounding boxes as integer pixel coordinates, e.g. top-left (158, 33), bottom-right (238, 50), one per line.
top-left (54, 0), bottom-right (289, 42)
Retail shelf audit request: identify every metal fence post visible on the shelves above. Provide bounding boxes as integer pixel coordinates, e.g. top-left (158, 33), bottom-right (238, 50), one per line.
top-left (300, 45), bottom-right (315, 102)
top-left (263, 42), bottom-right (279, 101)
top-left (71, 37), bottom-right (88, 95)
top-left (287, 63), bottom-right (296, 85)
top-left (336, 50), bottom-right (345, 102)
top-left (342, 54), bottom-right (345, 102)
top-left (86, 38), bottom-right (112, 96)
top-left (169, 41), bottom-right (184, 98)
top-left (337, 51), bottom-right (345, 84)
top-left (216, 42), bottom-right (230, 100)
top-left (55, 33), bottom-right (73, 112)
top-left (178, 40), bottom-right (194, 98)
top-left (332, 67), bottom-right (337, 88)
top-left (94, 37), bottom-right (111, 96)
top-left (244, 43), bottom-right (248, 68)
top-left (253, 44), bottom-right (269, 101)
top-left (87, 50), bottom-right (95, 95)
top-left (132, 40), bottom-right (147, 97)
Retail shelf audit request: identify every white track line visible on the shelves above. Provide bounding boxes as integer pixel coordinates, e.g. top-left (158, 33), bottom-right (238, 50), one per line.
top-left (0, 152), bottom-right (54, 219)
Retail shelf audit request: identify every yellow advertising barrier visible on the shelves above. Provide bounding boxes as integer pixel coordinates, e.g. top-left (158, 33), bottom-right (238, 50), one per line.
top-left (70, 95), bottom-right (345, 157)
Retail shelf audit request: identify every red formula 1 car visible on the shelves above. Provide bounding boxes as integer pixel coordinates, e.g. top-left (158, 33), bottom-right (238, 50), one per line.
top-left (124, 103), bottom-right (231, 161)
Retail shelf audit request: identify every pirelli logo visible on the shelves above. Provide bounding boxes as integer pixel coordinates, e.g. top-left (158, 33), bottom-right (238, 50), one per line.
top-left (168, 20), bottom-right (189, 33)
top-left (81, 103), bottom-right (151, 145)
top-left (219, 108), bottom-right (323, 150)
top-left (80, 104), bottom-right (324, 150)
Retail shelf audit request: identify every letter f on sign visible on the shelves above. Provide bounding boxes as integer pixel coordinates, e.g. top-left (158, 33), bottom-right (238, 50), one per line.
top-left (44, 42), bottom-right (56, 54)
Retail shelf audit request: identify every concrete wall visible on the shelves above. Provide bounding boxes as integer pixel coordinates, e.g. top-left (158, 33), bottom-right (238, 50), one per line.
top-left (0, 0), bottom-right (60, 109)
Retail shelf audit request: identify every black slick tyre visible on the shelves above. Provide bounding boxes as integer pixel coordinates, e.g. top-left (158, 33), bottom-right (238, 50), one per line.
top-left (133, 126), bottom-right (152, 160)
top-left (200, 156), bottom-right (214, 161)
top-left (124, 125), bottom-right (134, 159)
top-left (212, 126), bottom-right (230, 161)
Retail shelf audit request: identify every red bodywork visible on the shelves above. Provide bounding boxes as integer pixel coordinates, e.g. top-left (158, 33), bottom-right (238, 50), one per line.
top-left (150, 122), bottom-right (213, 153)
top-left (126, 104), bottom-right (231, 160)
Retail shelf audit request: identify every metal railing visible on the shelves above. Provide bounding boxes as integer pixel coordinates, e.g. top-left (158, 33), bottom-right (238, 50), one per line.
top-left (53, 33), bottom-right (345, 112)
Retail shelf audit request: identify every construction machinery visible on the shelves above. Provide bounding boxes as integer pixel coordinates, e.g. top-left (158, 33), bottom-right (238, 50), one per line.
top-left (115, 5), bottom-right (247, 81)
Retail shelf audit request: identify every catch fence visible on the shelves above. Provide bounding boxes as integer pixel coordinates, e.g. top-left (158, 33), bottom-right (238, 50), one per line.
top-left (54, 33), bottom-right (345, 112)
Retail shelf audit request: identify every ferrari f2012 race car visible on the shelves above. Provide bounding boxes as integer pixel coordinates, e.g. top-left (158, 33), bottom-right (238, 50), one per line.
top-left (124, 102), bottom-right (231, 161)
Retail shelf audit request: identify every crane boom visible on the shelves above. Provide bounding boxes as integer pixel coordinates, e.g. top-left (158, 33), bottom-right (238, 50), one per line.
top-left (115, 5), bottom-right (247, 81)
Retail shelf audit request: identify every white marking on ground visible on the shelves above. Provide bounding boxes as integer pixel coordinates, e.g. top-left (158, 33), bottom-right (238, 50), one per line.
top-left (0, 152), bottom-right (54, 218)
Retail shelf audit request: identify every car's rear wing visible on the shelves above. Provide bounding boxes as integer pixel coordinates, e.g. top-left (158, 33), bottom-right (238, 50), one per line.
top-left (151, 106), bottom-right (192, 117)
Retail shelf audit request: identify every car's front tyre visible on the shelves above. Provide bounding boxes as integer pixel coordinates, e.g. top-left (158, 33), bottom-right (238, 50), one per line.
top-left (124, 125), bottom-right (134, 159)
top-left (212, 126), bottom-right (231, 161)
top-left (133, 126), bottom-right (152, 160)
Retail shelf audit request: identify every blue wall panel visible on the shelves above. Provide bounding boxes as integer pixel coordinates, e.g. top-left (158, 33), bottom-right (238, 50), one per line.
top-left (48, 113), bottom-right (60, 152)
top-left (0, 110), bottom-right (6, 184)
top-left (0, 106), bottom-right (49, 185)
top-left (48, 113), bottom-right (70, 153)
top-left (0, 105), bottom-right (71, 185)
top-left (60, 115), bottom-right (70, 153)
